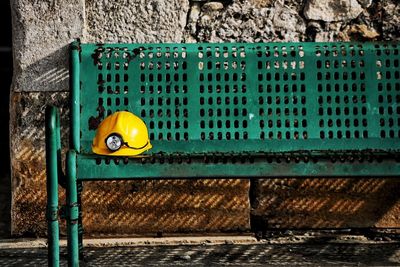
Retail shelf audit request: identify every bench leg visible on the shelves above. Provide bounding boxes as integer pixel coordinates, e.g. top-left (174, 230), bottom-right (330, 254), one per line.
top-left (45, 106), bottom-right (60, 267)
top-left (77, 181), bottom-right (84, 258)
top-left (46, 164), bottom-right (59, 267)
top-left (66, 150), bottom-right (79, 267)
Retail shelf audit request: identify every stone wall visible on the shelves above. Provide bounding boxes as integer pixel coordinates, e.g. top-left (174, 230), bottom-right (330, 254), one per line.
top-left (10, 0), bottom-right (400, 236)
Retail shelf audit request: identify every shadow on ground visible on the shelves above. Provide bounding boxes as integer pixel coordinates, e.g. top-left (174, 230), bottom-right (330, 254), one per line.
top-left (0, 241), bottom-right (400, 266)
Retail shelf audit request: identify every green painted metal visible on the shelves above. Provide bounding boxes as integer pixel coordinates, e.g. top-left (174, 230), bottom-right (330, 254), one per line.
top-left (45, 106), bottom-right (60, 267)
top-left (66, 150), bottom-right (79, 267)
top-left (76, 154), bottom-right (400, 179)
top-left (78, 42), bottom-right (400, 156)
top-left (77, 181), bottom-right (84, 257)
top-left (73, 42), bottom-right (400, 178)
top-left (70, 41), bottom-right (81, 153)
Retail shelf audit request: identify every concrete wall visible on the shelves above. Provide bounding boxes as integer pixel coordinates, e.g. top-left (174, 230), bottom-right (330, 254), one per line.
top-left (9, 0), bottom-right (400, 236)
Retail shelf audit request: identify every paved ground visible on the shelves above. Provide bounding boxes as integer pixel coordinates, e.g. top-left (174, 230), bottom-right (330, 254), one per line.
top-left (0, 235), bottom-right (399, 266)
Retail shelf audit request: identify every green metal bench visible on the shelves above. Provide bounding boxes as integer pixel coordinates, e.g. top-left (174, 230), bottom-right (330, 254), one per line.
top-left (45, 41), bottom-right (400, 266)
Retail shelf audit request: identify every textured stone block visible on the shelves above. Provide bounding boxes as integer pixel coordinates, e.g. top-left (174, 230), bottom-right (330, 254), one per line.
top-left (10, 0), bottom-right (84, 92)
top-left (251, 178), bottom-right (400, 230)
top-left (82, 179), bottom-right (250, 235)
top-left (188, 0), bottom-right (306, 43)
top-left (10, 92), bottom-right (69, 235)
top-left (303, 0), bottom-right (364, 22)
top-left (84, 0), bottom-right (190, 43)
top-left (381, 0), bottom-right (400, 41)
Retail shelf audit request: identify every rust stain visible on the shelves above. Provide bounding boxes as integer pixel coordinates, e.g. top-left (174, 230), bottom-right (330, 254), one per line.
top-left (88, 105), bottom-right (105, 131)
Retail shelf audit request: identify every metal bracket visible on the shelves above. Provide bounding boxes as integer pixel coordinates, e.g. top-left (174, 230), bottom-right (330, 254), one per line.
top-left (59, 202), bottom-right (79, 221)
top-left (69, 202), bottom-right (80, 222)
top-left (69, 202), bottom-right (79, 208)
top-left (46, 206), bottom-right (59, 221)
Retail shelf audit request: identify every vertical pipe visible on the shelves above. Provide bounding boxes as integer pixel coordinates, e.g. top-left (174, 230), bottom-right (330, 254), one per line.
top-left (66, 150), bottom-right (79, 267)
top-left (56, 106), bottom-right (64, 187)
top-left (70, 41), bottom-right (80, 153)
top-left (77, 181), bottom-right (84, 257)
top-left (45, 106), bottom-right (60, 267)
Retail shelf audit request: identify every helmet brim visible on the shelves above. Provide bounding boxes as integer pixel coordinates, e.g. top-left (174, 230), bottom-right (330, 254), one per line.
top-left (92, 142), bottom-right (152, 157)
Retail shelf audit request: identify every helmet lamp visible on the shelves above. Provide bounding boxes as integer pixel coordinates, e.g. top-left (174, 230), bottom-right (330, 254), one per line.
top-left (105, 134), bottom-right (123, 151)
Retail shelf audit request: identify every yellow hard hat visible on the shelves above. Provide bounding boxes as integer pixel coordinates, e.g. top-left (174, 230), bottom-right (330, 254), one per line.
top-left (92, 111), bottom-right (152, 156)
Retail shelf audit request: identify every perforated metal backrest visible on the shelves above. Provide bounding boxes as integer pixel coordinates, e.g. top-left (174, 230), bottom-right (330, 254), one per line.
top-left (76, 42), bottom-right (400, 155)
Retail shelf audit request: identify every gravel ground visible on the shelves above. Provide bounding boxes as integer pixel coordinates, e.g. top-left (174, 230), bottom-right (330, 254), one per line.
top-left (0, 235), bottom-right (399, 266)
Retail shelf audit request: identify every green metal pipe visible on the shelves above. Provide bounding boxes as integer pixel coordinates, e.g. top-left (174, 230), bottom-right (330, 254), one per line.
top-left (70, 41), bottom-right (80, 153)
top-left (66, 150), bottom-right (79, 267)
top-left (45, 106), bottom-right (60, 267)
top-left (55, 105), bottom-right (65, 188)
top-left (77, 181), bottom-right (84, 257)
